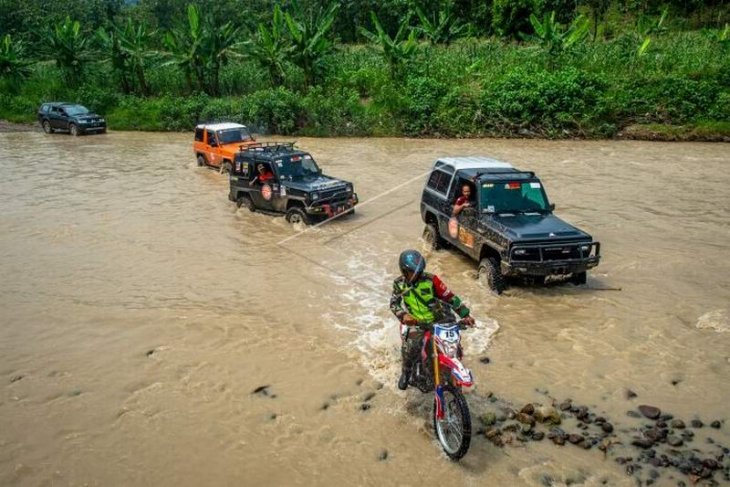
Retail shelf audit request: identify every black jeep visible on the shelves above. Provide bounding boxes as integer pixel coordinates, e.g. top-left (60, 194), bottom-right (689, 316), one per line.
top-left (421, 157), bottom-right (600, 294)
top-left (228, 143), bottom-right (358, 225)
top-left (38, 102), bottom-right (107, 136)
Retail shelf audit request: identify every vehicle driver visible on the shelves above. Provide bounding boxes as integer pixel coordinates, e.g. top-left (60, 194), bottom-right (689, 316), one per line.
top-left (249, 163), bottom-right (274, 186)
top-left (453, 184), bottom-right (473, 216)
top-left (390, 250), bottom-right (475, 390)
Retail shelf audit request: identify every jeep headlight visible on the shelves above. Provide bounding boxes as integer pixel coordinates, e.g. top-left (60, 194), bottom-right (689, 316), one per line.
top-left (515, 249), bottom-right (527, 255)
top-left (346, 184), bottom-right (353, 193)
top-left (79, 119), bottom-right (89, 124)
top-left (311, 192), bottom-right (319, 201)
top-left (580, 245), bottom-right (591, 255)
top-left (99, 118), bottom-right (105, 123)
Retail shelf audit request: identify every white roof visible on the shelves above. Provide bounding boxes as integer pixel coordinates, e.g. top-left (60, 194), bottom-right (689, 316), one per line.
top-left (195, 122), bottom-right (247, 130)
top-left (436, 156), bottom-right (514, 171)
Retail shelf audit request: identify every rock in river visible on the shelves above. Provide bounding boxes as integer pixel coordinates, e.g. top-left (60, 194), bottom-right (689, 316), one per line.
top-left (690, 419), bottom-right (704, 428)
top-left (670, 419), bottom-right (686, 429)
top-left (638, 405), bottom-right (661, 420)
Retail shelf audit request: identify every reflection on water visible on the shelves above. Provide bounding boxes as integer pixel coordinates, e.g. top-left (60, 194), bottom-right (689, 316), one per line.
top-left (1, 132), bottom-right (729, 486)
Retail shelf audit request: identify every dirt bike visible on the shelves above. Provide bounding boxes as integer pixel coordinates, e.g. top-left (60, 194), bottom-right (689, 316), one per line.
top-left (407, 317), bottom-right (473, 460)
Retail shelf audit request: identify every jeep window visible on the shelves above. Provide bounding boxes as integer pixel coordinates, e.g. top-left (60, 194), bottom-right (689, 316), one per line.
top-left (427, 169), bottom-right (452, 194)
top-left (63, 104), bottom-right (89, 116)
top-left (206, 130), bottom-right (217, 146)
top-left (217, 127), bottom-right (253, 145)
top-left (40, 104), bottom-right (50, 113)
top-left (275, 154), bottom-right (320, 179)
top-left (194, 128), bottom-right (204, 141)
top-left (480, 181), bottom-right (549, 214)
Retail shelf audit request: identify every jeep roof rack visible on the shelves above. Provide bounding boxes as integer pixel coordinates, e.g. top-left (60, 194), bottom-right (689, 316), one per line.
top-left (238, 141), bottom-right (298, 154)
top-left (477, 170), bottom-right (536, 179)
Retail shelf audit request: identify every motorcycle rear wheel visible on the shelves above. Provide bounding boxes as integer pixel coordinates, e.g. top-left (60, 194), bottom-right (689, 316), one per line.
top-left (433, 384), bottom-right (471, 460)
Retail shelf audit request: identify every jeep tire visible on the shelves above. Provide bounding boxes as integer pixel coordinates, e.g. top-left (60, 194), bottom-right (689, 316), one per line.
top-left (570, 271), bottom-right (587, 286)
top-left (197, 154), bottom-right (207, 167)
top-left (423, 223), bottom-right (444, 251)
top-left (220, 161), bottom-right (232, 174)
top-left (236, 195), bottom-right (255, 212)
top-left (286, 207), bottom-right (310, 225)
top-left (42, 120), bottom-right (54, 134)
top-left (69, 123), bottom-right (79, 136)
top-left (478, 257), bottom-right (505, 295)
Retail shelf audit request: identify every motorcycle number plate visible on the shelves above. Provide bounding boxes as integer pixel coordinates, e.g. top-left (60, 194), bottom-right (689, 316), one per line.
top-left (434, 325), bottom-right (459, 343)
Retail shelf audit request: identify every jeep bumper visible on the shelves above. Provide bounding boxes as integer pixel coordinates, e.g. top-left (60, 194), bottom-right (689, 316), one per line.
top-left (307, 193), bottom-right (358, 218)
top-left (502, 242), bottom-right (601, 277)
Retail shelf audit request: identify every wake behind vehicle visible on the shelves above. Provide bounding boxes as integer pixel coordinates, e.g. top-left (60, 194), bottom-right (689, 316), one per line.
top-left (38, 102), bottom-right (106, 136)
top-left (421, 157), bottom-right (600, 294)
top-left (408, 314), bottom-right (474, 460)
top-left (193, 122), bottom-right (257, 173)
top-left (228, 142), bottom-right (358, 225)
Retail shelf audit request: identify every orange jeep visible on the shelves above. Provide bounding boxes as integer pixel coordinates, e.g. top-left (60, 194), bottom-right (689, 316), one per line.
top-left (193, 123), bottom-right (257, 173)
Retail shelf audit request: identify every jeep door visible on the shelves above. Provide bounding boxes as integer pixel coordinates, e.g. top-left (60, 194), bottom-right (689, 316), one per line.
top-left (448, 176), bottom-right (480, 258)
top-left (249, 162), bottom-right (277, 211)
top-left (205, 130), bottom-right (222, 168)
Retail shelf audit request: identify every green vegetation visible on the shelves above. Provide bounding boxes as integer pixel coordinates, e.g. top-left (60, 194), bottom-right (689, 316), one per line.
top-left (0, 0), bottom-right (728, 139)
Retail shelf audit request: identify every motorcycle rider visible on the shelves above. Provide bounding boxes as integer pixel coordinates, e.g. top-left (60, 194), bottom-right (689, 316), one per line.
top-left (390, 249), bottom-right (475, 390)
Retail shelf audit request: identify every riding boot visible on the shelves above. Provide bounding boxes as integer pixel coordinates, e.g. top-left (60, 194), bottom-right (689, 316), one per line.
top-left (398, 366), bottom-right (411, 390)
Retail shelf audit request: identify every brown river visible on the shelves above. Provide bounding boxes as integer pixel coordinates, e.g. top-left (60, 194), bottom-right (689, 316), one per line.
top-left (1, 131), bottom-right (729, 486)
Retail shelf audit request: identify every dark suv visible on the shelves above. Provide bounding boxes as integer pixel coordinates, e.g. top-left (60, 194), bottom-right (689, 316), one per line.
top-left (38, 102), bottom-right (107, 136)
top-left (421, 157), bottom-right (600, 294)
top-left (229, 143), bottom-right (358, 225)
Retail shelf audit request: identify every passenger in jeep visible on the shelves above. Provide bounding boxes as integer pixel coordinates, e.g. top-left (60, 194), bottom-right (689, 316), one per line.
top-left (453, 183), bottom-right (474, 216)
top-left (250, 164), bottom-right (274, 186)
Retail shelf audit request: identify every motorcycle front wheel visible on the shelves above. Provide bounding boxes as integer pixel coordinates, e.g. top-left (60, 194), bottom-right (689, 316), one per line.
top-left (433, 384), bottom-right (471, 460)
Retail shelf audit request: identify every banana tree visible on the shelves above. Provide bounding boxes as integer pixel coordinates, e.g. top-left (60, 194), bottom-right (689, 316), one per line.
top-left (635, 7), bottom-right (668, 58)
top-left (0, 34), bottom-right (33, 90)
top-left (283, 0), bottom-right (339, 87)
top-left (205, 19), bottom-right (242, 96)
top-left (163, 4), bottom-right (207, 93)
top-left (98, 19), bottom-right (155, 94)
top-left (43, 16), bottom-right (93, 84)
top-left (414, 4), bottom-right (468, 45)
top-left (359, 11), bottom-right (418, 80)
top-left (245, 4), bottom-right (290, 86)
top-left (526, 11), bottom-right (589, 57)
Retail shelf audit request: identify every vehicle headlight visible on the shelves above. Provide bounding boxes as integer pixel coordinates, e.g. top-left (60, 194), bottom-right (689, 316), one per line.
top-left (346, 184), bottom-right (353, 193)
top-left (515, 249), bottom-right (527, 255)
top-left (311, 192), bottom-right (319, 201)
top-left (99, 118), bottom-right (105, 123)
top-left (580, 245), bottom-right (591, 254)
top-left (79, 119), bottom-right (89, 124)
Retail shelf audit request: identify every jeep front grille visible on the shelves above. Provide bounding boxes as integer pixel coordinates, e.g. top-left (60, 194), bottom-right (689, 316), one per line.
top-left (511, 242), bottom-right (599, 262)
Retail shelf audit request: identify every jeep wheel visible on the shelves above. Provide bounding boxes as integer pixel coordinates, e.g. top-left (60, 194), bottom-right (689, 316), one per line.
top-left (477, 258), bottom-right (505, 295)
top-left (220, 161), bottom-right (232, 174)
top-left (570, 272), bottom-right (587, 286)
top-left (69, 123), bottom-right (79, 136)
top-left (197, 155), bottom-right (207, 167)
top-left (42, 120), bottom-right (54, 134)
top-left (286, 207), bottom-right (310, 225)
top-left (423, 223), bottom-right (444, 251)
top-left (236, 195), bottom-right (255, 212)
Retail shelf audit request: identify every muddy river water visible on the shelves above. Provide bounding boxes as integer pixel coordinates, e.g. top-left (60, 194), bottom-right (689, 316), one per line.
top-left (1, 132), bottom-right (729, 486)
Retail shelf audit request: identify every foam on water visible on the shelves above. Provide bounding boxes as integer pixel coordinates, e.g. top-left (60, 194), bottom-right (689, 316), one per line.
top-left (696, 308), bottom-right (729, 333)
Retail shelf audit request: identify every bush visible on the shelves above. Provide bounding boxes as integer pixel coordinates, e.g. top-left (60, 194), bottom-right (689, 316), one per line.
top-left (300, 87), bottom-right (370, 136)
top-left (483, 67), bottom-right (607, 135)
top-left (240, 87), bottom-right (303, 135)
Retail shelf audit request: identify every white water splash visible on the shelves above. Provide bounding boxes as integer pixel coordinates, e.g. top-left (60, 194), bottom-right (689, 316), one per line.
top-left (696, 309), bottom-right (729, 333)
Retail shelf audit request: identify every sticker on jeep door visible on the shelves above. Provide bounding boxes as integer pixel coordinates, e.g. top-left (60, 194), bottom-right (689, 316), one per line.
top-left (458, 227), bottom-right (475, 248)
top-left (261, 184), bottom-right (273, 201)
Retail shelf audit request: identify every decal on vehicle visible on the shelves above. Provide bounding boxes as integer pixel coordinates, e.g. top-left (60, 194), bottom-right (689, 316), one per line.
top-left (530, 182), bottom-right (541, 189)
top-left (235, 161), bottom-right (241, 172)
top-left (458, 227), bottom-right (475, 249)
top-left (448, 217), bottom-right (459, 239)
top-left (281, 186), bottom-right (286, 196)
top-left (261, 184), bottom-right (273, 201)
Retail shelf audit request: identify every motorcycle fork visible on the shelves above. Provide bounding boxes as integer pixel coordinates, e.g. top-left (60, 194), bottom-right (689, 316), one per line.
top-left (432, 338), bottom-right (445, 420)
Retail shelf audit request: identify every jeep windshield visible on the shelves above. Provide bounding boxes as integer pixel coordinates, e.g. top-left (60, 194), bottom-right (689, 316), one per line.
top-left (480, 180), bottom-right (550, 214)
top-left (64, 105), bottom-right (89, 116)
top-left (275, 154), bottom-right (321, 179)
top-left (217, 127), bottom-right (253, 144)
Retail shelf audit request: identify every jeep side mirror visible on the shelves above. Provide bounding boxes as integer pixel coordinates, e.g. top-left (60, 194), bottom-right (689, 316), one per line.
top-left (549, 203), bottom-right (556, 211)
top-left (209, 140), bottom-right (217, 147)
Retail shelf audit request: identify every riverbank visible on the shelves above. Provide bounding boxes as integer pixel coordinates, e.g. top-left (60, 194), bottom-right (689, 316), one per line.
top-left (4, 118), bottom-right (728, 142)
